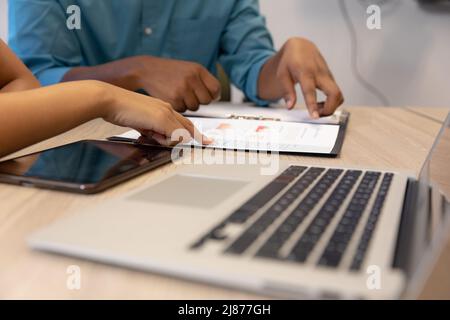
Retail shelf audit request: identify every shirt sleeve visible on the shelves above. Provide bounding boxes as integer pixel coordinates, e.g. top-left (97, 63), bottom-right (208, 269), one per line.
top-left (8, 0), bottom-right (82, 85)
top-left (218, 0), bottom-right (277, 105)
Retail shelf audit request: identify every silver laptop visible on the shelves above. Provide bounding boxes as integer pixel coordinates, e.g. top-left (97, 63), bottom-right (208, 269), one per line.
top-left (29, 114), bottom-right (450, 299)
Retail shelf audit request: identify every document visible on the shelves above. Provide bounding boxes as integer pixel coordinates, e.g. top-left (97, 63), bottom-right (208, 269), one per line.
top-left (183, 102), bottom-right (343, 124)
top-left (113, 117), bottom-right (341, 154)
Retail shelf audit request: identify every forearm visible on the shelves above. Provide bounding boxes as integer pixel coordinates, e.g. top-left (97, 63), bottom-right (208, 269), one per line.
top-left (0, 75), bottom-right (41, 93)
top-left (62, 57), bottom-right (142, 91)
top-left (0, 40), bottom-right (41, 93)
top-left (0, 81), bottom-right (109, 158)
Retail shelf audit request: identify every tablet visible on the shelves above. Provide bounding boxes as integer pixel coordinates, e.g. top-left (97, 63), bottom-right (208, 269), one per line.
top-left (0, 140), bottom-right (174, 194)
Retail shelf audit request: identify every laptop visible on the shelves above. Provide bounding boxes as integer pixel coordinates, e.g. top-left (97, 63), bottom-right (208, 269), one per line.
top-left (29, 114), bottom-right (450, 299)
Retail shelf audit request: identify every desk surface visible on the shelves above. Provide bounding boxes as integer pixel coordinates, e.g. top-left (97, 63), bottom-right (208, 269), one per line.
top-left (0, 106), bottom-right (449, 299)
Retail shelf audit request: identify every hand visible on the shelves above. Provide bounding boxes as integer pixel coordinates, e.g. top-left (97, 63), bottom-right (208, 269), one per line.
top-left (130, 56), bottom-right (221, 113)
top-left (63, 56), bottom-right (221, 113)
top-left (100, 83), bottom-right (212, 146)
top-left (258, 37), bottom-right (344, 118)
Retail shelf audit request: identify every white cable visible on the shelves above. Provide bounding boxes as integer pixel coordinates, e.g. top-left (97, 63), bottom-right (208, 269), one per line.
top-left (338, 0), bottom-right (391, 106)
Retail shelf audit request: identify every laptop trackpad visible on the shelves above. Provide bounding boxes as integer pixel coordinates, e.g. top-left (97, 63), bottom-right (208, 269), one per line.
top-left (128, 174), bottom-right (249, 209)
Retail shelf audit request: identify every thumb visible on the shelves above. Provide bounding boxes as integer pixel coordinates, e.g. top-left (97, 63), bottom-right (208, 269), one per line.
top-left (279, 71), bottom-right (297, 109)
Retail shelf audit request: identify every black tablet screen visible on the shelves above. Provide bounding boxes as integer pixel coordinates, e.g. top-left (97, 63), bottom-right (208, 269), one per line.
top-left (0, 140), bottom-right (172, 185)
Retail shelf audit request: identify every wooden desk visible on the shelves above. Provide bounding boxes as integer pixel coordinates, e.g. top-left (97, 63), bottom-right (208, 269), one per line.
top-left (0, 106), bottom-right (448, 299)
top-left (405, 106), bottom-right (449, 125)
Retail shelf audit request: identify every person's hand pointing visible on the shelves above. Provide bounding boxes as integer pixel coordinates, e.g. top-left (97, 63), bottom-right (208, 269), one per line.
top-left (258, 37), bottom-right (344, 118)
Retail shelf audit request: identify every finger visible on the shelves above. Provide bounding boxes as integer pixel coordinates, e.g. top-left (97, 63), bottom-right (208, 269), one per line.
top-left (137, 128), bottom-right (151, 140)
top-left (147, 128), bottom-right (177, 147)
top-left (131, 100), bottom-right (187, 144)
top-left (137, 130), bottom-right (161, 145)
top-left (150, 109), bottom-right (187, 144)
top-left (170, 97), bottom-right (187, 113)
top-left (296, 71), bottom-right (319, 119)
top-left (317, 52), bottom-right (336, 81)
top-left (152, 132), bottom-right (175, 147)
top-left (194, 82), bottom-right (214, 106)
top-left (315, 54), bottom-right (343, 115)
top-left (137, 128), bottom-right (150, 137)
top-left (139, 84), bottom-right (184, 112)
top-left (159, 109), bottom-right (201, 145)
top-left (173, 111), bottom-right (213, 145)
top-left (183, 89), bottom-right (200, 111)
top-left (188, 73), bottom-right (214, 105)
top-left (316, 76), bottom-right (344, 116)
top-left (199, 68), bottom-right (222, 101)
top-left (279, 70), bottom-right (297, 109)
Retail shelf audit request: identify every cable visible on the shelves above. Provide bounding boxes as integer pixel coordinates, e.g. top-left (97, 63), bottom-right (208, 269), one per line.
top-left (338, 0), bottom-right (391, 106)
top-left (403, 108), bottom-right (445, 124)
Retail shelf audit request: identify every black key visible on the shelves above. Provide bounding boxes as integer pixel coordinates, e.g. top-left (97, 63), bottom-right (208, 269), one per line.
top-left (226, 167), bottom-right (325, 255)
top-left (228, 166), bottom-right (307, 223)
top-left (287, 170), bottom-right (361, 263)
top-left (350, 173), bottom-right (393, 270)
top-left (318, 172), bottom-right (381, 268)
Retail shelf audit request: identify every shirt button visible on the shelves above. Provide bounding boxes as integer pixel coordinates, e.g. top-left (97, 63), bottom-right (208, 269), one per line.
top-left (144, 27), bottom-right (153, 35)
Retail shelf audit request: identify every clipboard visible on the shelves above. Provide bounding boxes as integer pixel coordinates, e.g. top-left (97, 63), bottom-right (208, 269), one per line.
top-left (108, 104), bottom-right (350, 157)
top-left (329, 110), bottom-right (349, 157)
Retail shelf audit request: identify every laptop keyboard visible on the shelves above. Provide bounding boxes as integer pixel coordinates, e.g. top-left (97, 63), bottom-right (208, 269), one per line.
top-left (285, 170), bottom-right (362, 264)
top-left (227, 165), bottom-right (307, 224)
top-left (226, 167), bottom-right (326, 255)
top-left (192, 166), bottom-right (394, 271)
top-left (252, 168), bottom-right (343, 259)
top-left (350, 173), bottom-right (393, 270)
top-left (317, 171), bottom-right (380, 267)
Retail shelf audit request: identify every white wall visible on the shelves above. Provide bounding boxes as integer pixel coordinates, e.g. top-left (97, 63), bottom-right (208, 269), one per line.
top-left (0, 0), bottom-right (449, 107)
top-left (259, 0), bottom-right (450, 107)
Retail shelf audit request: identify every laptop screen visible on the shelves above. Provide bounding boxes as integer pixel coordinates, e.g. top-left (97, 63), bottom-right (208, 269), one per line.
top-left (420, 113), bottom-right (450, 200)
top-left (401, 112), bottom-right (450, 288)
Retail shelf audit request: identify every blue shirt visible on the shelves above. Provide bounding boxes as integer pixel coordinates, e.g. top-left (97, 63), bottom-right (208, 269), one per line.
top-left (8, 0), bottom-right (276, 104)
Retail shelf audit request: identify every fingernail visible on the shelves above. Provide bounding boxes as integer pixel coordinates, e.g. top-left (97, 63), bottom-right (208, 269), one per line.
top-left (214, 94), bottom-right (222, 102)
top-left (203, 136), bottom-right (214, 145)
top-left (312, 111), bottom-right (320, 119)
top-left (284, 98), bottom-right (292, 108)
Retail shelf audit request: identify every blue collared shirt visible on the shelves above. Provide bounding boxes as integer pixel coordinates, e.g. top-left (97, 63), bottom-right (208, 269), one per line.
top-left (8, 0), bottom-right (276, 104)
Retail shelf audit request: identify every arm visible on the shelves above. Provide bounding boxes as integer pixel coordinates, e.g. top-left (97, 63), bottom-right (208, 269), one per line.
top-left (0, 80), bottom-right (209, 158)
top-left (218, 0), bottom-right (343, 117)
top-left (62, 57), bottom-right (143, 92)
top-left (0, 81), bottom-right (106, 157)
top-left (218, 0), bottom-right (276, 105)
top-left (0, 42), bottom-right (206, 158)
top-left (0, 41), bottom-right (40, 92)
top-left (0, 39), bottom-right (98, 156)
top-left (62, 56), bottom-right (221, 113)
